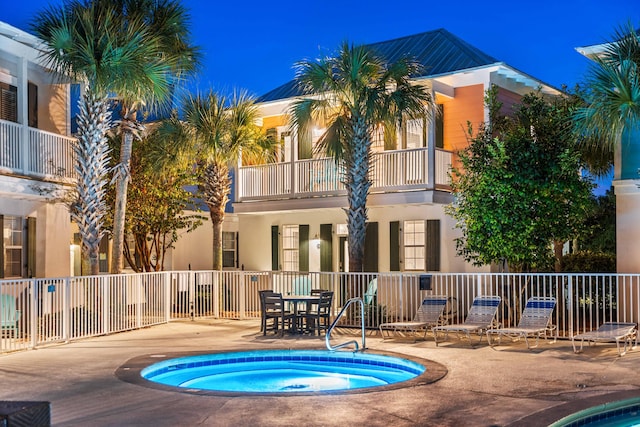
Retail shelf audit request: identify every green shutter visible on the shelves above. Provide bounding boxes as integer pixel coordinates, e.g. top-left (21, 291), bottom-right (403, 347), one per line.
top-left (364, 222), bottom-right (378, 272)
top-left (299, 224), bottom-right (309, 272)
top-left (271, 225), bottom-right (279, 271)
top-left (435, 104), bottom-right (444, 149)
top-left (298, 127), bottom-right (312, 160)
top-left (28, 82), bottom-right (38, 128)
top-left (320, 224), bottom-right (332, 271)
top-left (389, 221), bottom-right (400, 271)
top-left (426, 220), bottom-right (441, 271)
top-left (27, 217), bottom-right (36, 278)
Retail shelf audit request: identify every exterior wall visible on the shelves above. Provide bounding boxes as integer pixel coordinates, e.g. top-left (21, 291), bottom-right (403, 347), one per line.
top-left (0, 197), bottom-right (71, 278)
top-left (613, 180), bottom-right (640, 273)
top-left (169, 212), bottom-right (241, 271)
top-left (441, 84), bottom-right (485, 154)
top-left (36, 203), bottom-right (72, 277)
top-left (236, 205), bottom-right (487, 274)
top-left (496, 86), bottom-right (522, 118)
top-left (38, 83), bottom-right (70, 136)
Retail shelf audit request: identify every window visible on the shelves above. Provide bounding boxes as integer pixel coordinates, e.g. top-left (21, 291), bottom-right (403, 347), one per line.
top-left (403, 220), bottom-right (425, 271)
top-left (405, 118), bottom-right (424, 149)
top-left (0, 82), bottom-right (17, 123)
top-left (3, 216), bottom-right (23, 278)
top-left (222, 231), bottom-right (237, 268)
top-left (282, 225), bottom-right (299, 271)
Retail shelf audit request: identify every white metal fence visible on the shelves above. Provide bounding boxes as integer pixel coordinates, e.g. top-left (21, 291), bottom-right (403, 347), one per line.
top-left (1, 271), bottom-right (638, 353)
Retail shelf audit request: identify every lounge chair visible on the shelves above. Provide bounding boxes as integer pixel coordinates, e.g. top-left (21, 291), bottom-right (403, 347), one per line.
top-left (433, 295), bottom-right (502, 347)
top-left (572, 322), bottom-right (638, 357)
top-left (486, 296), bottom-right (557, 349)
top-left (379, 295), bottom-right (448, 342)
top-left (1, 294), bottom-right (21, 338)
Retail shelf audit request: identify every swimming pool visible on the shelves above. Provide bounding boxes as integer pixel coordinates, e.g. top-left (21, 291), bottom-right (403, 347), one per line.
top-left (138, 350), bottom-right (429, 394)
top-left (550, 397), bottom-right (640, 427)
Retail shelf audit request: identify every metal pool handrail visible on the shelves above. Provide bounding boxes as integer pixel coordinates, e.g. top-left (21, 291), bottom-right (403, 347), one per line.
top-left (326, 297), bottom-right (366, 352)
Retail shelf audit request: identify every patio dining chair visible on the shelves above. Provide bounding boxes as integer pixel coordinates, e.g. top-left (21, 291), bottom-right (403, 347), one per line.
top-left (304, 291), bottom-right (334, 336)
top-left (379, 295), bottom-right (448, 342)
top-left (262, 292), bottom-right (294, 336)
top-left (1, 293), bottom-right (21, 338)
top-left (486, 296), bottom-right (557, 350)
top-left (433, 295), bottom-right (502, 347)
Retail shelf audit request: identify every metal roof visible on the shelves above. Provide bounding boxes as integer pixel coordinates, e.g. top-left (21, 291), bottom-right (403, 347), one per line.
top-left (257, 28), bottom-right (500, 103)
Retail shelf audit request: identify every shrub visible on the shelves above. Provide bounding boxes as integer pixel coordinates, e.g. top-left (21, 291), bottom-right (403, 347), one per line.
top-left (561, 251), bottom-right (616, 272)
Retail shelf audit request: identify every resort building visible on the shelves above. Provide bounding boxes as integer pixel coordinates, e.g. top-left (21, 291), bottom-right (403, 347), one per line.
top-left (0, 22), bottom-right (75, 278)
top-left (175, 28), bottom-right (561, 274)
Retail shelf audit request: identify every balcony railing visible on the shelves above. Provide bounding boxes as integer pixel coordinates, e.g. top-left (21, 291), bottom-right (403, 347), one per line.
top-left (0, 119), bottom-right (75, 183)
top-left (238, 147), bottom-right (453, 201)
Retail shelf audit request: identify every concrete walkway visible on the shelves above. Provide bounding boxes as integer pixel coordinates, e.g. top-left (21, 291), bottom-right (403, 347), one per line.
top-left (0, 319), bottom-right (639, 426)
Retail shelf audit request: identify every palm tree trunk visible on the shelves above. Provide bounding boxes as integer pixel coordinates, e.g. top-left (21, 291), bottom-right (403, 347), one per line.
top-left (202, 162), bottom-right (231, 270)
top-left (111, 129), bottom-right (134, 273)
top-left (72, 87), bottom-right (112, 276)
top-left (346, 117), bottom-right (371, 273)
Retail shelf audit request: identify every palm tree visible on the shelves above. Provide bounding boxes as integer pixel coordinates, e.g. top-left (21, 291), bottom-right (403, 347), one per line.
top-left (156, 90), bottom-right (274, 270)
top-left (108, 0), bottom-right (200, 274)
top-left (290, 42), bottom-right (435, 272)
top-left (574, 22), bottom-right (640, 179)
top-left (32, 0), bottom-right (163, 274)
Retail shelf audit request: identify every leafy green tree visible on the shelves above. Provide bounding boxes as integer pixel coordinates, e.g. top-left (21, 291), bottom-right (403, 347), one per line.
top-left (447, 86), bottom-right (594, 272)
top-left (291, 42), bottom-right (435, 272)
top-left (105, 130), bottom-right (205, 272)
top-left (156, 90), bottom-right (274, 270)
top-left (576, 188), bottom-right (616, 254)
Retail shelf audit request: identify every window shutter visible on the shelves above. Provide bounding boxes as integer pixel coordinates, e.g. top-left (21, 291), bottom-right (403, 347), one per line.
top-left (235, 232), bottom-right (239, 269)
top-left (27, 217), bottom-right (36, 278)
top-left (364, 222), bottom-right (378, 272)
top-left (28, 82), bottom-right (38, 128)
top-left (389, 221), bottom-right (400, 271)
top-left (0, 83), bottom-right (17, 123)
top-left (426, 220), bottom-right (441, 271)
top-left (299, 224), bottom-right (309, 272)
top-left (320, 224), bottom-right (332, 272)
top-left (271, 225), bottom-right (279, 271)
top-left (298, 127), bottom-right (312, 160)
top-left (435, 104), bottom-right (444, 149)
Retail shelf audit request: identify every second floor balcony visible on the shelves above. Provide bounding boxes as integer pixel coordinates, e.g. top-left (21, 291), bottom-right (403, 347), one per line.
top-left (0, 118), bottom-right (75, 184)
top-left (237, 147), bottom-right (453, 202)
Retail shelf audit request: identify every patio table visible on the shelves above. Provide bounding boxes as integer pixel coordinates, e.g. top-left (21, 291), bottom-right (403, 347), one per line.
top-left (282, 295), bottom-right (320, 334)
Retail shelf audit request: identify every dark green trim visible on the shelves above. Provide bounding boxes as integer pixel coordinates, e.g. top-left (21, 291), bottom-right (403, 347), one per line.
top-left (299, 224), bottom-right (309, 272)
top-left (436, 104), bottom-right (444, 149)
top-left (364, 222), bottom-right (378, 273)
top-left (389, 221), bottom-right (400, 271)
top-left (271, 225), bottom-right (279, 271)
top-left (320, 224), bottom-right (332, 272)
top-left (426, 220), bottom-right (441, 271)
top-left (27, 217), bottom-right (36, 278)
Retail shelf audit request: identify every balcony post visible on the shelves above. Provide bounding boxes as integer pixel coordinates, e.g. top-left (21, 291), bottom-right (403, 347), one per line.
top-left (18, 57), bottom-right (29, 175)
top-left (427, 99), bottom-right (436, 190)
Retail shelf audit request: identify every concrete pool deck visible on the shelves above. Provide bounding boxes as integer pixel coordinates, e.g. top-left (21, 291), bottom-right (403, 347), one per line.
top-left (0, 319), bottom-right (639, 426)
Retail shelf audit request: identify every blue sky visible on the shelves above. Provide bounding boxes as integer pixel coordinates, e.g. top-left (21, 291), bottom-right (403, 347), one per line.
top-left (2, 0), bottom-right (638, 97)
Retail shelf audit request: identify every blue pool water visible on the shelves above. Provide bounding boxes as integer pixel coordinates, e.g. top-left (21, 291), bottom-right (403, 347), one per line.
top-left (141, 350), bottom-right (425, 393)
top-left (550, 397), bottom-right (640, 427)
